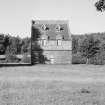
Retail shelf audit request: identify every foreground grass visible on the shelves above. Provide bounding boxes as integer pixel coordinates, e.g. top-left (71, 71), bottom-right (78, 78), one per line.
top-left (0, 65), bottom-right (105, 105)
top-left (0, 80), bottom-right (105, 105)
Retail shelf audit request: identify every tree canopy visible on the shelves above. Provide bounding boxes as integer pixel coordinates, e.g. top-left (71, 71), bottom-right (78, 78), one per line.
top-left (95, 0), bottom-right (105, 12)
top-left (0, 34), bottom-right (31, 55)
top-left (72, 32), bottom-right (105, 64)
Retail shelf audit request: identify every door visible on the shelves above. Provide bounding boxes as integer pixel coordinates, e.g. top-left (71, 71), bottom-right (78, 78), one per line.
top-left (50, 55), bottom-right (54, 64)
top-left (50, 58), bottom-right (54, 64)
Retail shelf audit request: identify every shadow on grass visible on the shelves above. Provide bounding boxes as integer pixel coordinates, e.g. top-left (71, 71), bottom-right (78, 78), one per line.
top-left (0, 63), bottom-right (32, 68)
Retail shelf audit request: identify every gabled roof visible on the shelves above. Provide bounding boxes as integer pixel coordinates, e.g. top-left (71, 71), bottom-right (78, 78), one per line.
top-left (32, 20), bottom-right (71, 40)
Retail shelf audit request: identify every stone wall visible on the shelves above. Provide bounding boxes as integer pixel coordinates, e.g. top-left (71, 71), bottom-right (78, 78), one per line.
top-left (32, 40), bottom-right (72, 64)
top-left (38, 40), bottom-right (72, 50)
top-left (43, 50), bottom-right (71, 64)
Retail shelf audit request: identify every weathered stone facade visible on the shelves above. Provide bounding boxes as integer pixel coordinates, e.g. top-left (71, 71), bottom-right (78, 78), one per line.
top-left (32, 20), bottom-right (72, 64)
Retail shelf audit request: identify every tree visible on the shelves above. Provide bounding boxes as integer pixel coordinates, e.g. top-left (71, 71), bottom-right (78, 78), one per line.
top-left (95, 0), bottom-right (105, 12)
top-left (0, 44), bottom-right (5, 54)
top-left (14, 37), bottom-right (22, 54)
top-left (72, 36), bottom-right (79, 54)
top-left (3, 35), bottom-right (10, 49)
top-left (21, 37), bottom-right (31, 54)
top-left (0, 34), bottom-right (5, 54)
top-left (80, 35), bottom-right (100, 64)
top-left (31, 20), bottom-right (48, 64)
top-left (5, 45), bottom-right (18, 62)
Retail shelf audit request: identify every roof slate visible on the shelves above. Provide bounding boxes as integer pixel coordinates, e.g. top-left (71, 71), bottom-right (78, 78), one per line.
top-left (32, 20), bottom-right (71, 40)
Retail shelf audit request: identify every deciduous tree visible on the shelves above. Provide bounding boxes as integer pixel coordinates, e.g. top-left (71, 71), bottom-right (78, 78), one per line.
top-left (80, 35), bottom-right (100, 64)
top-left (95, 0), bottom-right (105, 11)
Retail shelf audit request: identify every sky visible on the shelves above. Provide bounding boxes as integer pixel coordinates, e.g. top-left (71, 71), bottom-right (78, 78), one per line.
top-left (0, 0), bottom-right (105, 38)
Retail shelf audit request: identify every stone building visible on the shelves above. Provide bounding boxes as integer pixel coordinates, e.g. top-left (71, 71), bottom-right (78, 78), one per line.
top-left (31, 20), bottom-right (72, 64)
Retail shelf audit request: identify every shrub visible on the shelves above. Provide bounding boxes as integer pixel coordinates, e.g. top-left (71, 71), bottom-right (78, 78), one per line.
top-left (80, 88), bottom-right (91, 94)
top-left (90, 52), bottom-right (105, 65)
top-left (5, 54), bottom-right (19, 63)
top-left (21, 54), bottom-right (31, 63)
top-left (0, 60), bottom-right (6, 63)
top-left (5, 46), bottom-right (19, 63)
top-left (72, 53), bottom-right (86, 64)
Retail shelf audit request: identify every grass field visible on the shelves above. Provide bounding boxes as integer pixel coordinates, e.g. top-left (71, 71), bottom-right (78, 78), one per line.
top-left (0, 64), bottom-right (105, 105)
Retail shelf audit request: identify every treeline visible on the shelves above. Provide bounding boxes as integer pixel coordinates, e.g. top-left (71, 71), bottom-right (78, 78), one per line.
top-left (0, 34), bottom-right (31, 63)
top-left (72, 32), bottom-right (105, 65)
top-left (0, 34), bottom-right (31, 55)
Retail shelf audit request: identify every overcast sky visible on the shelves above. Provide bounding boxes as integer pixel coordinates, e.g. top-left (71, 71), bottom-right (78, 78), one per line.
top-left (0, 0), bottom-right (105, 37)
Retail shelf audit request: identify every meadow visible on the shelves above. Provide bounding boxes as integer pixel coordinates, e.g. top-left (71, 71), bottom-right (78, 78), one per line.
top-left (0, 64), bottom-right (105, 105)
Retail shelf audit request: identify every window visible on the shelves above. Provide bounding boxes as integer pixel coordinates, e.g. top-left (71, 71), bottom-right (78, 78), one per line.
top-left (41, 24), bottom-right (49, 31)
top-left (57, 39), bottom-right (62, 46)
top-left (41, 24), bottom-right (46, 30)
top-left (56, 24), bottom-right (64, 32)
top-left (46, 26), bottom-right (49, 31)
top-left (43, 39), bottom-right (47, 46)
top-left (56, 34), bottom-right (62, 46)
top-left (60, 27), bottom-right (64, 31)
top-left (48, 36), bottom-right (50, 40)
top-left (41, 34), bottom-right (48, 46)
top-left (56, 24), bottom-right (60, 32)
top-left (50, 55), bottom-right (54, 64)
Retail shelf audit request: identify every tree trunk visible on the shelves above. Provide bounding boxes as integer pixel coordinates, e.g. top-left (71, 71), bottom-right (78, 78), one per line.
top-left (86, 58), bottom-right (89, 64)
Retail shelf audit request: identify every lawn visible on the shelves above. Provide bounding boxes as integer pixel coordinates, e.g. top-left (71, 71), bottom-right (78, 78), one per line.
top-left (0, 64), bottom-right (105, 105)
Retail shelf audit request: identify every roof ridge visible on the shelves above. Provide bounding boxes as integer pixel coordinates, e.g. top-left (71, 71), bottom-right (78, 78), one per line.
top-left (33, 20), bottom-right (69, 24)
